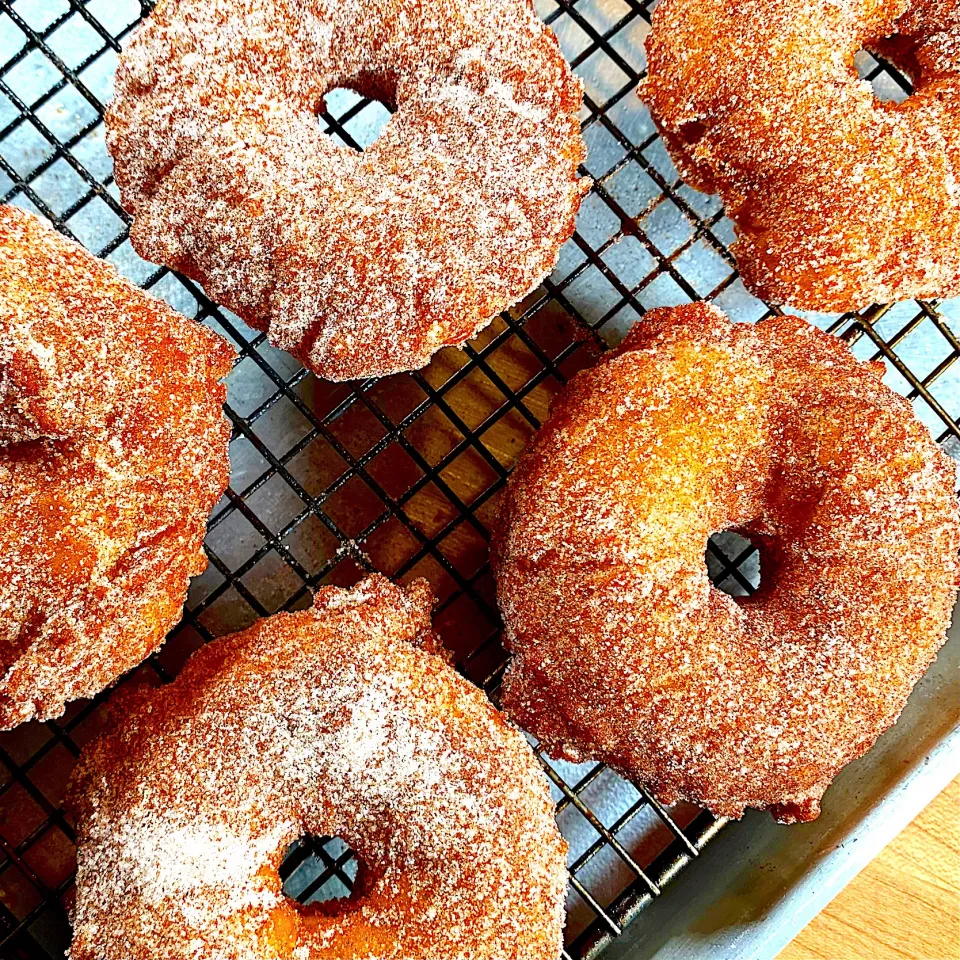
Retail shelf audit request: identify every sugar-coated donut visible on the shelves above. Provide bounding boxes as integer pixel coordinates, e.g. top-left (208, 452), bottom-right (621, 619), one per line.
top-left (493, 303), bottom-right (960, 822)
top-left (640, 0), bottom-right (960, 311)
top-left (0, 206), bottom-right (233, 729)
top-left (67, 576), bottom-right (568, 960)
top-left (107, 0), bottom-right (589, 381)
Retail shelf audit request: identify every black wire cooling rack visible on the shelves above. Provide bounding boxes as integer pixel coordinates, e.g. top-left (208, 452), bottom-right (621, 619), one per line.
top-left (1, 1), bottom-right (958, 958)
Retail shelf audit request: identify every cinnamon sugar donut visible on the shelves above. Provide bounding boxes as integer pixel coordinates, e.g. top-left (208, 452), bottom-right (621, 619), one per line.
top-left (0, 206), bottom-right (233, 729)
top-left (493, 303), bottom-right (960, 822)
top-left (67, 576), bottom-right (568, 960)
top-left (641, 0), bottom-right (960, 311)
top-left (106, 0), bottom-right (589, 381)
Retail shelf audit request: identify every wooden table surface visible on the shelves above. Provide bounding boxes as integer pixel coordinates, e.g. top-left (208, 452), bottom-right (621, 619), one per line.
top-left (778, 776), bottom-right (959, 960)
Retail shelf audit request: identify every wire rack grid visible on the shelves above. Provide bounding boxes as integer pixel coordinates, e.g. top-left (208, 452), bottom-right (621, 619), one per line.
top-left (0, 0), bottom-right (958, 958)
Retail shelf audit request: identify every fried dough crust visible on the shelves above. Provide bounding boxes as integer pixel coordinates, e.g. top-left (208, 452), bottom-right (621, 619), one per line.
top-left (641, 0), bottom-right (960, 311)
top-left (67, 577), bottom-right (568, 960)
top-left (0, 206), bottom-right (233, 728)
top-left (494, 303), bottom-right (960, 821)
top-left (107, 0), bottom-right (589, 380)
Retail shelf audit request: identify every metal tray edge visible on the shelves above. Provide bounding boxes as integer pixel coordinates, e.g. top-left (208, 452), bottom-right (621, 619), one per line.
top-left (605, 618), bottom-right (960, 960)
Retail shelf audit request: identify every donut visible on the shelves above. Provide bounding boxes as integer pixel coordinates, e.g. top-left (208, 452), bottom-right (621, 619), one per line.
top-left (66, 576), bottom-right (568, 960)
top-left (0, 205), bottom-right (233, 729)
top-left (640, 0), bottom-right (960, 311)
top-left (106, 0), bottom-right (590, 381)
top-left (492, 303), bottom-right (960, 822)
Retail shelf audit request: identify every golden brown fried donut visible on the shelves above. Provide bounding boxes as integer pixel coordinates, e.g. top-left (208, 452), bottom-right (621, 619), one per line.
top-left (640, 0), bottom-right (960, 311)
top-left (0, 205), bottom-right (233, 728)
top-left (106, 0), bottom-right (590, 381)
top-left (67, 576), bottom-right (568, 960)
top-left (493, 303), bottom-right (960, 822)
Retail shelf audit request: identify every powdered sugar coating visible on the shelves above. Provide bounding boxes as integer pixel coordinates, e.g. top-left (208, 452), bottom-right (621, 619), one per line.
top-left (493, 303), bottom-right (960, 822)
top-left (0, 205), bottom-right (233, 728)
top-left (640, 0), bottom-right (960, 311)
top-left (106, 0), bottom-right (589, 381)
top-left (67, 576), bottom-right (568, 960)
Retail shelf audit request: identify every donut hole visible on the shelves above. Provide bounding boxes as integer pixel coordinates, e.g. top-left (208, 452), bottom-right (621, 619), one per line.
top-left (855, 42), bottom-right (916, 104)
top-left (317, 82), bottom-right (394, 151)
top-left (280, 834), bottom-right (362, 907)
top-left (705, 529), bottom-right (761, 599)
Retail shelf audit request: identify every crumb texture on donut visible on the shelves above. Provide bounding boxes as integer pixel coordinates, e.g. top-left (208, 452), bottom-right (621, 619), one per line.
top-left (67, 576), bottom-right (567, 960)
top-left (641, 0), bottom-right (960, 311)
top-left (493, 303), bottom-right (960, 821)
top-left (0, 205), bottom-right (233, 729)
top-left (107, 0), bottom-right (590, 380)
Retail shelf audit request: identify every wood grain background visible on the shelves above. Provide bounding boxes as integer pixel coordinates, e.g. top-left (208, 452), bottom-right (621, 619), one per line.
top-left (779, 777), bottom-right (959, 960)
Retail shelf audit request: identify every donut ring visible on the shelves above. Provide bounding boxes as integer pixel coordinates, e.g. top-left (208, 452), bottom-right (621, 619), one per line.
top-left (107, 0), bottom-right (589, 381)
top-left (640, 0), bottom-right (960, 311)
top-left (493, 303), bottom-right (960, 822)
top-left (67, 576), bottom-right (568, 959)
top-left (0, 206), bottom-right (233, 728)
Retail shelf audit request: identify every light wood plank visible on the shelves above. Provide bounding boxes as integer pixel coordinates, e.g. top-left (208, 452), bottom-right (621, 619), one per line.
top-left (779, 777), bottom-right (959, 960)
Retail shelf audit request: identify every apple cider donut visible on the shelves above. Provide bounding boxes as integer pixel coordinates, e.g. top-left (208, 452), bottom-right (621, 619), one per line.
top-left (493, 303), bottom-right (960, 822)
top-left (67, 576), bottom-right (568, 960)
top-left (106, 0), bottom-right (590, 381)
top-left (0, 206), bottom-right (233, 728)
top-left (641, 0), bottom-right (960, 311)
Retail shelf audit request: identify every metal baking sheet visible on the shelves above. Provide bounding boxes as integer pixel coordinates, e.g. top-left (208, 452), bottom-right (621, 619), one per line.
top-left (604, 618), bottom-right (960, 960)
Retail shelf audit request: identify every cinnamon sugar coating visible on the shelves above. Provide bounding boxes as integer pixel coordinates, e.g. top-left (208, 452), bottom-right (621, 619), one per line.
top-left (493, 303), bottom-right (960, 822)
top-left (0, 206), bottom-right (233, 729)
top-left (67, 576), bottom-right (568, 960)
top-left (640, 0), bottom-right (960, 312)
top-left (106, 0), bottom-right (589, 381)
